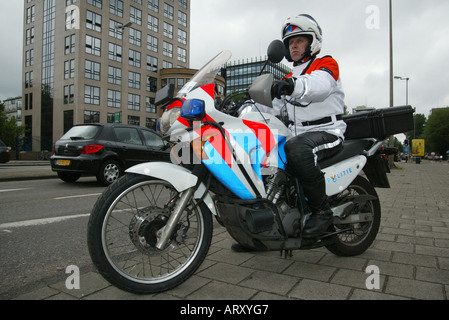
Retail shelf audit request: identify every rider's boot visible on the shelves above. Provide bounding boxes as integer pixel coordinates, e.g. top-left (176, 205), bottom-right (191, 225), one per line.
top-left (302, 204), bottom-right (333, 239)
top-left (301, 176), bottom-right (333, 239)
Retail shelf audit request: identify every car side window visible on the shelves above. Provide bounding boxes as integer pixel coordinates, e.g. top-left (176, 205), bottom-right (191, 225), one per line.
top-left (142, 130), bottom-right (164, 148)
top-left (114, 128), bottom-right (143, 145)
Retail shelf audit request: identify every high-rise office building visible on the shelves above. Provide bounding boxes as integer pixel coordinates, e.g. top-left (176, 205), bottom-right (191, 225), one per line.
top-left (22, 0), bottom-right (190, 151)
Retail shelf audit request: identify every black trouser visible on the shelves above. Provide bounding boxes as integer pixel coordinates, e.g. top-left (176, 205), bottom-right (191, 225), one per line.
top-left (284, 131), bottom-right (343, 212)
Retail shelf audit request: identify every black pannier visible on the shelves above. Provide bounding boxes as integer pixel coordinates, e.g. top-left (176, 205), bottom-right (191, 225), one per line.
top-left (342, 106), bottom-right (414, 140)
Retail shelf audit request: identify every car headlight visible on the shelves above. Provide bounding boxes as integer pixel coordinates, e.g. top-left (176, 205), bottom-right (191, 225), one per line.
top-left (160, 107), bottom-right (181, 135)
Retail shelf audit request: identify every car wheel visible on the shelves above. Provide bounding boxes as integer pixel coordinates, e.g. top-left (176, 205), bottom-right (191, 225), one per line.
top-left (58, 172), bottom-right (81, 183)
top-left (97, 159), bottom-right (122, 186)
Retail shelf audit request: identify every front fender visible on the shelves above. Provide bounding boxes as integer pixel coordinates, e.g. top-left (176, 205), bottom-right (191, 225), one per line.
top-left (125, 162), bottom-right (217, 216)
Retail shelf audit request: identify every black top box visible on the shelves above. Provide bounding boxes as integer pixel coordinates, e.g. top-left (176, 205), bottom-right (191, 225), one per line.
top-left (342, 106), bottom-right (414, 140)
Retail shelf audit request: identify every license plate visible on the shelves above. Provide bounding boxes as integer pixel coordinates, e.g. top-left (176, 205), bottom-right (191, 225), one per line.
top-left (56, 160), bottom-right (71, 166)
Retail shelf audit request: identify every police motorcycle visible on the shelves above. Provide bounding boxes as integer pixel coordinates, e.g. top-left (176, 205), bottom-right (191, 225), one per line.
top-left (87, 40), bottom-right (414, 294)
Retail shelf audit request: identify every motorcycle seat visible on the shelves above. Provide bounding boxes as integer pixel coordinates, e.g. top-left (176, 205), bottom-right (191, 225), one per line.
top-left (319, 139), bottom-right (372, 169)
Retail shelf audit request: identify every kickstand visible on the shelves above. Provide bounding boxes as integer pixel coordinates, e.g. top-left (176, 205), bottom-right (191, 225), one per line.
top-left (280, 250), bottom-right (293, 259)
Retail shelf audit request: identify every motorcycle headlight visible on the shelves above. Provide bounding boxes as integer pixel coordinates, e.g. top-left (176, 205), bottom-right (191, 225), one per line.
top-left (160, 107), bottom-right (181, 135)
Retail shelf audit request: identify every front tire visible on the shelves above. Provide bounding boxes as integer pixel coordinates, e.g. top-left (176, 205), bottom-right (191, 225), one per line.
top-left (326, 175), bottom-right (381, 256)
top-left (87, 173), bottom-right (213, 294)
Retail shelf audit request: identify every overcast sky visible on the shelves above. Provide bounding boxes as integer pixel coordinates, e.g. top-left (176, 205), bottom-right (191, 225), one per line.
top-left (1, 0), bottom-right (448, 120)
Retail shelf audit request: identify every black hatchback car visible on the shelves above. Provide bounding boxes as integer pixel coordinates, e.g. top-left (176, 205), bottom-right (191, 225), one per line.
top-left (0, 139), bottom-right (11, 163)
top-left (51, 123), bottom-right (172, 185)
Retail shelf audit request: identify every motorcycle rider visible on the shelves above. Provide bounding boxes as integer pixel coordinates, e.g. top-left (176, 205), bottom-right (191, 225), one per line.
top-left (273, 14), bottom-right (346, 239)
top-left (233, 14), bottom-right (346, 251)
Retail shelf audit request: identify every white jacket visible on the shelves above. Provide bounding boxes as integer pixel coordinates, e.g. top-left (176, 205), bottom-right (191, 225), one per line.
top-left (273, 56), bottom-right (346, 139)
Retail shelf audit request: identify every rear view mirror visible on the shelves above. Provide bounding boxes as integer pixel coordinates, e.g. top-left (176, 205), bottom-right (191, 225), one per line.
top-left (248, 73), bottom-right (274, 108)
top-left (267, 40), bottom-right (287, 64)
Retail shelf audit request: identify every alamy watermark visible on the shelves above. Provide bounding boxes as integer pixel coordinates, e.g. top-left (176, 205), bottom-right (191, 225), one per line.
top-left (65, 265), bottom-right (80, 290)
top-left (366, 5), bottom-right (380, 30)
top-left (365, 265), bottom-right (381, 290)
top-left (66, 5), bottom-right (80, 30)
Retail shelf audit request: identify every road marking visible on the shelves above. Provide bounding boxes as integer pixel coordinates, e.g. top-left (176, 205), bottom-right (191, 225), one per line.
top-left (54, 193), bottom-right (102, 200)
top-left (0, 214), bottom-right (90, 229)
top-left (0, 188), bottom-right (32, 193)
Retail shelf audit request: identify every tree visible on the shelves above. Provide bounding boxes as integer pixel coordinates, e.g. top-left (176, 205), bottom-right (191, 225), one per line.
top-left (0, 103), bottom-right (26, 149)
top-left (405, 113), bottom-right (426, 139)
top-left (423, 107), bottom-right (449, 157)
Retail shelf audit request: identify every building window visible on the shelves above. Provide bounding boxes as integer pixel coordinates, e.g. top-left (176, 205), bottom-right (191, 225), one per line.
top-left (84, 110), bottom-right (100, 123)
top-left (163, 3), bottom-right (173, 20)
top-left (128, 71), bottom-right (141, 89)
top-left (26, 5), bottom-right (35, 24)
top-left (128, 115), bottom-right (140, 126)
top-left (163, 22), bottom-right (173, 39)
top-left (108, 66), bottom-right (121, 85)
top-left (128, 93), bottom-right (140, 111)
top-left (177, 47), bottom-right (187, 63)
top-left (130, 6), bottom-right (142, 25)
top-left (26, 27), bottom-right (35, 45)
top-left (25, 49), bottom-right (34, 67)
top-left (163, 41), bottom-right (173, 58)
top-left (148, 0), bottom-right (158, 13)
top-left (25, 72), bottom-right (34, 88)
top-left (146, 55), bottom-right (158, 72)
top-left (179, 0), bottom-right (187, 10)
top-left (147, 14), bottom-right (158, 32)
top-left (85, 60), bottom-right (100, 81)
top-left (110, 0), bottom-right (123, 17)
top-left (178, 11), bottom-right (187, 27)
top-left (65, 34), bottom-right (76, 54)
top-left (64, 85), bottom-right (75, 104)
top-left (86, 10), bottom-right (102, 32)
top-left (162, 60), bottom-right (173, 69)
top-left (65, 59), bottom-right (75, 79)
top-left (177, 78), bottom-right (185, 89)
top-left (146, 76), bottom-right (157, 92)
top-left (129, 28), bottom-right (141, 47)
top-left (108, 43), bottom-right (122, 62)
top-left (109, 19), bottom-right (123, 39)
top-left (146, 97), bottom-right (156, 113)
top-left (178, 28), bottom-right (187, 45)
top-left (147, 35), bottom-right (158, 52)
top-left (107, 89), bottom-right (121, 108)
top-left (128, 49), bottom-right (141, 68)
top-left (84, 85), bottom-right (100, 105)
top-left (86, 35), bottom-right (101, 56)
top-left (87, 0), bottom-right (102, 9)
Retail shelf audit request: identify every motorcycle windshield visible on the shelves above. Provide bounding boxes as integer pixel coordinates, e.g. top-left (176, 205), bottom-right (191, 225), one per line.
top-left (177, 51), bottom-right (232, 97)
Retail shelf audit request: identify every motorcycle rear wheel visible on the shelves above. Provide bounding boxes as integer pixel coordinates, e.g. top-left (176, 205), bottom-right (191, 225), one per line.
top-left (326, 175), bottom-right (381, 256)
top-left (87, 173), bottom-right (213, 294)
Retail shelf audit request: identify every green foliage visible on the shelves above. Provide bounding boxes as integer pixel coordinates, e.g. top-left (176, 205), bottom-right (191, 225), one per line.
top-left (0, 103), bottom-right (26, 149)
top-left (405, 113), bottom-right (426, 139)
top-left (424, 107), bottom-right (449, 155)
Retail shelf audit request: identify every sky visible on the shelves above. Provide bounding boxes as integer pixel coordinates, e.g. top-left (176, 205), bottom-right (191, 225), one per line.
top-left (1, 0), bottom-right (448, 120)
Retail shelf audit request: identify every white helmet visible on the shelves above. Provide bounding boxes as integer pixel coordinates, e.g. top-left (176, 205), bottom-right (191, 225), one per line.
top-left (282, 14), bottom-right (323, 61)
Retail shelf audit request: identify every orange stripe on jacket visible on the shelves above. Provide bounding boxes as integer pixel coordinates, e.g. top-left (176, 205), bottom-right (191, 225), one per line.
top-left (285, 56), bottom-right (340, 82)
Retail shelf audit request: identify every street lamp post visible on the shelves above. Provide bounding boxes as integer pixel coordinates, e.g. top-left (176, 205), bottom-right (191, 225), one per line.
top-left (394, 76), bottom-right (409, 105)
top-left (115, 21), bottom-right (133, 123)
top-left (395, 76), bottom-right (413, 161)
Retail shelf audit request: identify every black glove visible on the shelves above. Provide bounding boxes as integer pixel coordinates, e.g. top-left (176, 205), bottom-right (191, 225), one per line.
top-left (271, 77), bottom-right (295, 99)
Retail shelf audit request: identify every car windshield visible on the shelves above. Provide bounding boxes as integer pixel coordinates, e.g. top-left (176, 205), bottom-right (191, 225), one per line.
top-left (176, 50), bottom-right (232, 98)
top-left (60, 125), bottom-right (101, 140)
top-left (0, 140), bottom-right (6, 147)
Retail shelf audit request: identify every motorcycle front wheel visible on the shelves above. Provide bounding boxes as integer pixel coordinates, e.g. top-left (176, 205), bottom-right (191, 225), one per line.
top-left (87, 173), bottom-right (213, 294)
top-left (326, 175), bottom-right (381, 256)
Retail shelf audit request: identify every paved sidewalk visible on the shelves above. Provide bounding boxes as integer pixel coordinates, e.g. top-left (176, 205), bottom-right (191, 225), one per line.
top-left (6, 161), bottom-right (449, 300)
top-left (0, 160), bottom-right (56, 182)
